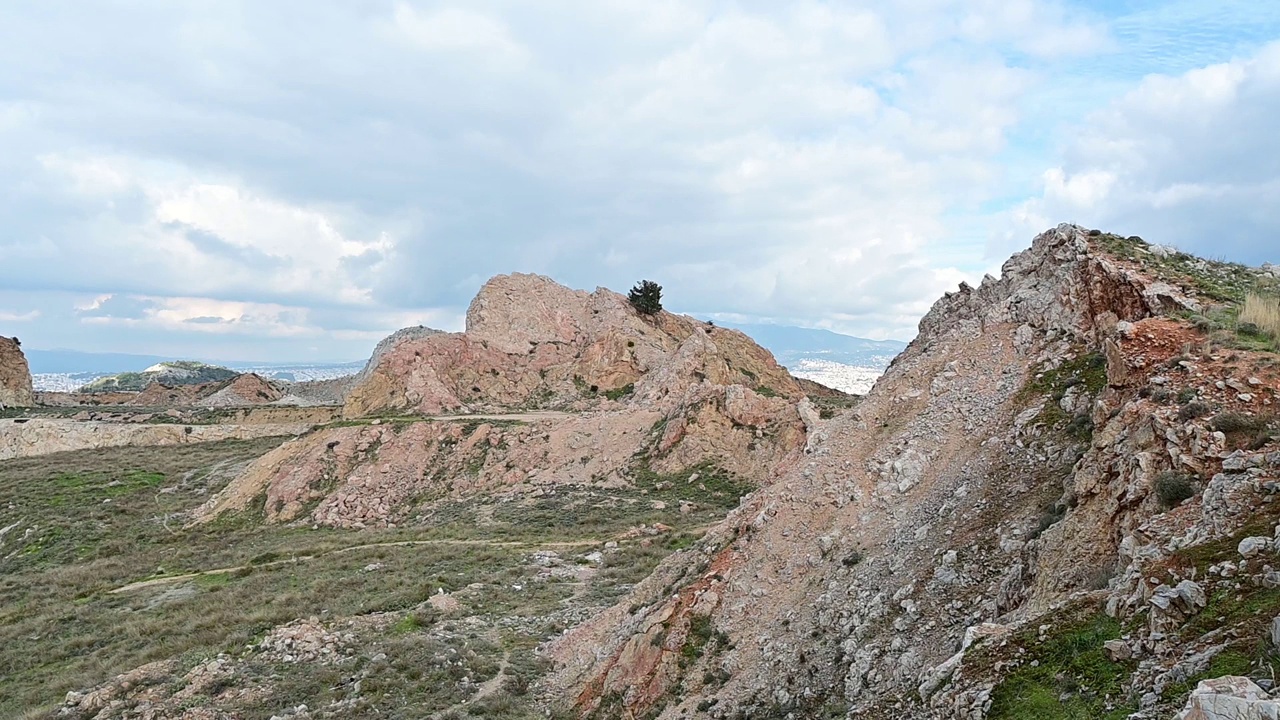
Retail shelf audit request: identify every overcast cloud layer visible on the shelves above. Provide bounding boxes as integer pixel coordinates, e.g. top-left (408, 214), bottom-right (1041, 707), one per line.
top-left (1, 1), bottom-right (1278, 361)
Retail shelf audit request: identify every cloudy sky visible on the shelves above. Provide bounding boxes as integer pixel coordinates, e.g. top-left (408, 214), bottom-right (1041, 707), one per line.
top-left (1, 1), bottom-right (1278, 362)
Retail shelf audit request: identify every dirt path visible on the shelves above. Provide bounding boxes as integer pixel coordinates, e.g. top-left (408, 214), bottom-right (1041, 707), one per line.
top-left (109, 537), bottom-right (602, 594)
top-left (423, 411), bottom-right (574, 423)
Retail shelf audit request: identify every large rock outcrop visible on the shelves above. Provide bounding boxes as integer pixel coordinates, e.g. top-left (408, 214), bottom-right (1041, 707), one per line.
top-left (195, 274), bottom-right (820, 528)
top-left (0, 336), bottom-right (34, 408)
top-left (544, 224), bottom-right (1279, 719)
top-left (343, 273), bottom-right (801, 418)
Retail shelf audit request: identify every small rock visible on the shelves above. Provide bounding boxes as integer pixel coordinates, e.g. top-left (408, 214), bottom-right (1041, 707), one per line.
top-left (1103, 639), bottom-right (1132, 661)
top-left (1240, 537), bottom-right (1272, 558)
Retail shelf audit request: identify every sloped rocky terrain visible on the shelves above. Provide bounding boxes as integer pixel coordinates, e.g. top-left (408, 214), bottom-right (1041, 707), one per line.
top-left (4, 273), bottom-right (832, 719)
top-left (546, 225), bottom-right (1280, 720)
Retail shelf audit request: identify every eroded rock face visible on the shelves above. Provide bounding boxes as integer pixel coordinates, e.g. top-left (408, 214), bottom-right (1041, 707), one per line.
top-left (0, 336), bottom-right (34, 408)
top-left (343, 273), bottom-right (801, 418)
top-left (543, 224), bottom-right (1278, 719)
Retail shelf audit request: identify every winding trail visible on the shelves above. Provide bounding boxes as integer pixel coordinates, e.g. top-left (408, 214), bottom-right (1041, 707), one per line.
top-left (109, 537), bottom-right (602, 594)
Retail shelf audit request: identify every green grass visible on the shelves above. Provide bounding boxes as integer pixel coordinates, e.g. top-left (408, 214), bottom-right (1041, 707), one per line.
top-left (1093, 233), bottom-right (1275, 305)
top-left (987, 610), bottom-right (1136, 720)
top-left (1017, 351), bottom-right (1106, 442)
top-left (603, 383), bottom-right (635, 401)
top-left (0, 436), bottom-right (753, 717)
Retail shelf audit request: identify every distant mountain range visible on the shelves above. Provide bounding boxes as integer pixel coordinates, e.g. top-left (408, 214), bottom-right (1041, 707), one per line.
top-left (713, 322), bottom-right (906, 368)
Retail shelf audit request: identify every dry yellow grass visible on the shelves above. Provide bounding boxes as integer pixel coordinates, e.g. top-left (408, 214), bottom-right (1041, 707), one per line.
top-left (1241, 293), bottom-right (1280, 339)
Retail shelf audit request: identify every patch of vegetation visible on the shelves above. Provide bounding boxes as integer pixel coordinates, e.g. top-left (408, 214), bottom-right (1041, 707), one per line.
top-left (1177, 400), bottom-right (1212, 422)
top-left (1164, 585), bottom-right (1280, 702)
top-left (1019, 351), bottom-right (1106, 441)
top-left (677, 613), bottom-right (731, 673)
top-left (754, 385), bottom-right (780, 399)
top-left (986, 609), bottom-right (1136, 720)
top-left (1240, 293), bottom-right (1280, 345)
top-left (79, 361), bottom-right (239, 392)
top-left (1, 436), bottom-right (699, 717)
top-left (1211, 412), bottom-right (1277, 449)
top-left (809, 393), bottom-right (860, 420)
top-left (603, 383), bottom-right (635, 401)
top-left (1154, 471), bottom-right (1197, 510)
top-left (1029, 500), bottom-right (1068, 540)
top-left (1092, 233), bottom-right (1273, 306)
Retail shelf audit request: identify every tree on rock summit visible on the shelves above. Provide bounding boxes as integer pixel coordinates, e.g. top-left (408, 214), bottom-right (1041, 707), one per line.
top-left (628, 280), bottom-right (663, 315)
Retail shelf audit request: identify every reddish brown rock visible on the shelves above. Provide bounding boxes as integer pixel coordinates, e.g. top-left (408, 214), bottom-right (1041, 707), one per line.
top-left (0, 336), bottom-right (33, 408)
top-left (343, 273), bottom-right (802, 418)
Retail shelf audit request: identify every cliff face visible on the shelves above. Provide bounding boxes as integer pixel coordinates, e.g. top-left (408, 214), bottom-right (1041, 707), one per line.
top-left (546, 225), bottom-right (1280, 719)
top-left (0, 336), bottom-right (34, 408)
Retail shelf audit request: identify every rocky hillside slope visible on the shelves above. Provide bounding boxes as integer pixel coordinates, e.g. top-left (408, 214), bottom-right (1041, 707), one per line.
top-left (41, 371), bottom-right (286, 409)
top-left (0, 335), bottom-right (34, 408)
top-left (193, 274), bottom-right (823, 530)
top-left (546, 225), bottom-right (1280, 719)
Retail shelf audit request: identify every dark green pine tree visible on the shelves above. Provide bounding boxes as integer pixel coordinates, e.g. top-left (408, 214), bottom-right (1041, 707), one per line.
top-left (627, 280), bottom-right (663, 315)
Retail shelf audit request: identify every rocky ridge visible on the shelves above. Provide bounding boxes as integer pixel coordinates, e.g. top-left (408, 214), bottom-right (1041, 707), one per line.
top-left (0, 335), bottom-right (34, 408)
top-left (194, 274), bottom-right (819, 529)
top-left (545, 225), bottom-right (1280, 719)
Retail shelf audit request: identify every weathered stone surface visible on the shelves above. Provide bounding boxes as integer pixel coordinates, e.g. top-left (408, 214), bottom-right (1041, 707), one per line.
top-left (195, 275), bottom-right (818, 528)
top-left (1175, 676), bottom-right (1280, 720)
top-left (1239, 537), bottom-right (1272, 558)
top-left (0, 336), bottom-right (33, 408)
top-left (343, 273), bottom-right (802, 418)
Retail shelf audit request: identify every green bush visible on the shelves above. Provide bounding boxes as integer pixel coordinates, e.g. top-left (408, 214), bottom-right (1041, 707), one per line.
top-left (1154, 472), bottom-right (1196, 510)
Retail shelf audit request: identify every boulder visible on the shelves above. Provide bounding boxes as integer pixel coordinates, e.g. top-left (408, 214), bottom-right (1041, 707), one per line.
top-left (1175, 676), bottom-right (1280, 720)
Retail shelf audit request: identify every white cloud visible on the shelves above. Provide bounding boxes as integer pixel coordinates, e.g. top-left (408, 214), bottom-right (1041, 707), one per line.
top-left (2, 1), bottom-right (1270, 360)
top-left (0, 309), bottom-right (40, 322)
top-left (32, 154), bottom-right (392, 306)
top-left (388, 3), bottom-right (528, 63)
top-left (1003, 40), bottom-right (1280, 264)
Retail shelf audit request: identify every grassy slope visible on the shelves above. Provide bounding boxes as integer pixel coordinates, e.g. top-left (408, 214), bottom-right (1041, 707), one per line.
top-left (0, 438), bottom-right (749, 718)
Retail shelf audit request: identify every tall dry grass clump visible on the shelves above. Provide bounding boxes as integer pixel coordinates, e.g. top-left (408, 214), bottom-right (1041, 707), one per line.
top-left (1240, 293), bottom-right (1280, 339)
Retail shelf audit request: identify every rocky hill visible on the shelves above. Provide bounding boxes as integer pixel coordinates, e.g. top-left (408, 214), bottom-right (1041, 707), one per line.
top-left (343, 273), bottom-right (802, 418)
top-left (0, 335), bottom-right (34, 408)
top-left (193, 273), bottom-right (820, 529)
top-left (80, 361), bottom-right (240, 392)
top-left (546, 225), bottom-right (1280, 719)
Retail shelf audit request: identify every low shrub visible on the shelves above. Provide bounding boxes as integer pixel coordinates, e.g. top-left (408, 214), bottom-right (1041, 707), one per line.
top-left (1178, 401), bottom-right (1212, 422)
top-left (1155, 472), bottom-right (1196, 510)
